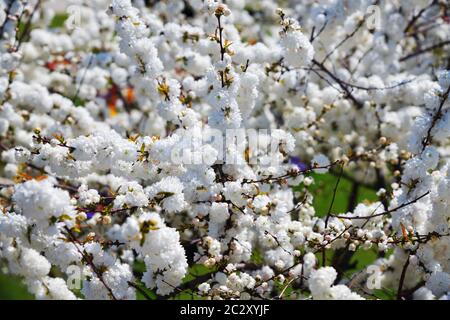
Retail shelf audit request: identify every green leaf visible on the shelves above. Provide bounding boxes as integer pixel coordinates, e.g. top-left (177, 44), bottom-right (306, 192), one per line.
top-left (372, 288), bottom-right (396, 300)
top-left (250, 248), bottom-right (264, 265)
top-left (183, 264), bottom-right (215, 283)
top-left (49, 13), bottom-right (69, 29)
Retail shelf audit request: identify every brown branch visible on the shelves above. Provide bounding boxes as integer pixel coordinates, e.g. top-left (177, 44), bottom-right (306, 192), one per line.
top-left (400, 40), bottom-right (450, 62)
top-left (397, 254), bottom-right (410, 300)
top-left (16, 0), bottom-right (42, 50)
top-left (73, 54), bottom-right (95, 102)
top-left (312, 59), bottom-right (363, 109)
top-left (332, 191), bottom-right (430, 220)
top-left (310, 20), bottom-right (328, 43)
top-left (325, 163), bottom-right (344, 228)
top-left (161, 271), bottom-right (215, 300)
top-left (216, 15), bottom-right (225, 62)
top-left (244, 160), bottom-right (341, 185)
top-left (320, 17), bottom-right (366, 64)
top-left (421, 85), bottom-right (450, 151)
top-left (64, 227), bottom-right (118, 300)
top-left (404, 0), bottom-right (437, 35)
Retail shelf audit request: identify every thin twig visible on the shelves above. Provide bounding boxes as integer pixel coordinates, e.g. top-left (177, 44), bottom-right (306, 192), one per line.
top-left (400, 40), bottom-right (450, 62)
top-left (332, 191), bottom-right (430, 220)
top-left (421, 85), bottom-right (450, 151)
top-left (312, 59), bottom-right (363, 109)
top-left (397, 254), bottom-right (410, 300)
top-left (64, 227), bottom-right (118, 300)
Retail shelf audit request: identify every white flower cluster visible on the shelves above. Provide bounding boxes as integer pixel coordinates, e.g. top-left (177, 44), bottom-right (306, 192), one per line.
top-left (1, 0), bottom-right (450, 300)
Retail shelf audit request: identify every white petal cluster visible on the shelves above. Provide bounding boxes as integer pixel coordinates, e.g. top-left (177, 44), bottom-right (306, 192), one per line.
top-left (120, 211), bottom-right (188, 295)
top-left (13, 179), bottom-right (76, 226)
top-left (309, 267), bottom-right (363, 300)
top-left (279, 16), bottom-right (314, 68)
top-left (1, 0), bottom-right (450, 301)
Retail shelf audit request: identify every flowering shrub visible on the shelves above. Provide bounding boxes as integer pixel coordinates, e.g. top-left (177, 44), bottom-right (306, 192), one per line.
top-left (1, 0), bottom-right (450, 300)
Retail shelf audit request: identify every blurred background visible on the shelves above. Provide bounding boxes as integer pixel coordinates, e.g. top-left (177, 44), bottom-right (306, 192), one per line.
top-left (0, 273), bottom-right (33, 299)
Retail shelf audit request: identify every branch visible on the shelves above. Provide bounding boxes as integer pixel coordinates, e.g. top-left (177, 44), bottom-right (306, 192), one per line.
top-left (421, 85), bottom-right (450, 151)
top-left (397, 254), bottom-right (410, 300)
top-left (312, 59), bottom-right (363, 109)
top-left (404, 0), bottom-right (437, 35)
top-left (332, 191), bottom-right (430, 220)
top-left (325, 163), bottom-right (344, 228)
top-left (244, 160), bottom-right (341, 185)
top-left (64, 227), bottom-right (118, 300)
top-left (400, 40), bottom-right (450, 62)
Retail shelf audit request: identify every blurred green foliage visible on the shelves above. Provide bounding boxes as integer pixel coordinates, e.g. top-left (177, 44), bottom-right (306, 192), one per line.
top-left (49, 13), bottom-right (69, 29)
top-left (0, 272), bottom-right (33, 300)
top-left (301, 172), bottom-right (379, 217)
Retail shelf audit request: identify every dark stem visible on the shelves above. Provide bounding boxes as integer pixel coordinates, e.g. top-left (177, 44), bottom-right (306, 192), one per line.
top-left (421, 85), bottom-right (450, 151)
top-left (332, 191), bottom-right (430, 220)
top-left (397, 254), bottom-right (410, 300)
top-left (312, 59), bottom-right (363, 109)
top-left (64, 227), bottom-right (118, 300)
top-left (16, 0), bottom-right (42, 51)
top-left (400, 40), bottom-right (450, 62)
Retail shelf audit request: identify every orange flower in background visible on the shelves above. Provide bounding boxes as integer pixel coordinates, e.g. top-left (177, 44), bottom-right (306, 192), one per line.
top-left (106, 85), bottom-right (119, 117)
top-left (14, 172), bottom-right (48, 183)
top-left (45, 58), bottom-right (71, 72)
top-left (105, 85), bottom-right (135, 117)
top-left (125, 86), bottom-right (135, 104)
